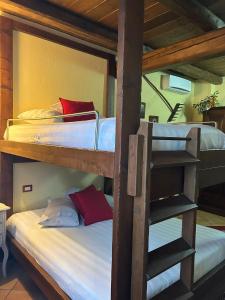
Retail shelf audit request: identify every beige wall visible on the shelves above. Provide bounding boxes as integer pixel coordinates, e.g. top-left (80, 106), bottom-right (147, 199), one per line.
top-left (211, 80), bottom-right (225, 107)
top-left (13, 31), bottom-right (108, 116)
top-left (141, 73), bottom-right (224, 123)
top-left (141, 72), bottom-right (194, 123)
top-left (191, 79), bottom-right (225, 122)
top-left (192, 81), bottom-right (212, 121)
top-left (114, 72), bottom-right (215, 123)
top-left (13, 32), bottom-right (106, 211)
top-left (114, 72), bottom-right (195, 122)
top-left (13, 163), bottom-right (103, 212)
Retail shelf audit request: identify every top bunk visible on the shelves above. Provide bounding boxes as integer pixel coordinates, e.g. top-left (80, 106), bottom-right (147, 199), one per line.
top-left (1, 114), bottom-right (225, 187)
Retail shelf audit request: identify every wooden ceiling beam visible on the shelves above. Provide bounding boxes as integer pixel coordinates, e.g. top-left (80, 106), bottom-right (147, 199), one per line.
top-left (171, 64), bottom-right (223, 85)
top-left (12, 20), bottom-right (115, 60)
top-left (142, 26), bottom-right (225, 73)
top-left (157, 1), bottom-right (225, 82)
top-left (158, 0), bottom-right (225, 32)
top-left (0, 0), bottom-right (117, 51)
top-left (143, 36), bottom-right (223, 84)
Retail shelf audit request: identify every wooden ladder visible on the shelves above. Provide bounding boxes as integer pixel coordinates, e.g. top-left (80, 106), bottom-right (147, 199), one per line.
top-left (127, 122), bottom-right (200, 300)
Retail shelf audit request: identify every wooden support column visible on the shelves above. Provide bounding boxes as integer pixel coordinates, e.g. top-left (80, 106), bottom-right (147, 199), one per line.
top-left (106, 56), bottom-right (116, 117)
top-left (112, 0), bottom-right (144, 299)
top-left (0, 16), bottom-right (13, 214)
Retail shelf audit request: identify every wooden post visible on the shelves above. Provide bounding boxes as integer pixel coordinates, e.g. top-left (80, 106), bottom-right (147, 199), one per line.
top-left (0, 16), bottom-right (13, 214)
top-left (112, 0), bottom-right (144, 299)
top-left (107, 57), bottom-right (116, 117)
top-left (106, 56), bottom-right (116, 117)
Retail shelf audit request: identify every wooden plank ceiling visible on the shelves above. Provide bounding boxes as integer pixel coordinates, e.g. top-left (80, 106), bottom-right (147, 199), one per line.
top-left (45, 0), bottom-right (225, 84)
top-left (1, 0), bottom-right (225, 84)
top-left (47, 0), bottom-right (203, 48)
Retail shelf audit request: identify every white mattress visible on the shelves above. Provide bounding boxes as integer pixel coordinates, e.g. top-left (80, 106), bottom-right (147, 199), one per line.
top-left (4, 118), bottom-right (225, 151)
top-left (7, 210), bottom-right (225, 300)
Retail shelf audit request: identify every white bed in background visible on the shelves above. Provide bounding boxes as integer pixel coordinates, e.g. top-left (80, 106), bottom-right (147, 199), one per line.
top-left (4, 117), bottom-right (225, 151)
top-left (7, 209), bottom-right (225, 300)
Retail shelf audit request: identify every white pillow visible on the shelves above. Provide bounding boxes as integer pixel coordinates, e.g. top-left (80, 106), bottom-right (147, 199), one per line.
top-left (39, 197), bottom-right (79, 227)
top-left (17, 109), bottom-right (63, 124)
top-left (105, 194), bottom-right (114, 207)
top-left (65, 187), bottom-right (80, 199)
top-left (49, 102), bottom-right (63, 114)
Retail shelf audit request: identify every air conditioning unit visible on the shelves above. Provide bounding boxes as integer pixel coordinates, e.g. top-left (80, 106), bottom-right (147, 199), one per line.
top-left (161, 74), bottom-right (192, 94)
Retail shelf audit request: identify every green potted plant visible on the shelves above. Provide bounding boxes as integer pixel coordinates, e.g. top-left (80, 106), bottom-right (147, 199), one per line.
top-left (193, 91), bottom-right (219, 113)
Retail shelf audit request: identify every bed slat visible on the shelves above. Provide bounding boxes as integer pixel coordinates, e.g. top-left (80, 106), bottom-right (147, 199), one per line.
top-left (146, 237), bottom-right (195, 280)
top-left (150, 195), bottom-right (198, 224)
top-left (152, 151), bottom-right (200, 168)
top-left (152, 280), bottom-right (194, 300)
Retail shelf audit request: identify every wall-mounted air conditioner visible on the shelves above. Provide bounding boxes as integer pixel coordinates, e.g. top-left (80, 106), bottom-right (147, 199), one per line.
top-left (161, 74), bottom-right (192, 94)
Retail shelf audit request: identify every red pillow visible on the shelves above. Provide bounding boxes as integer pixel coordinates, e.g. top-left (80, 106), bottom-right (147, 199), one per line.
top-left (69, 185), bottom-right (113, 226)
top-left (60, 98), bottom-right (95, 122)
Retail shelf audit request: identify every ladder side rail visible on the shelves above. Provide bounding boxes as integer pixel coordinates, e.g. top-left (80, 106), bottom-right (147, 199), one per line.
top-left (128, 122), bottom-right (153, 300)
top-left (181, 128), bottom-right (201, 290)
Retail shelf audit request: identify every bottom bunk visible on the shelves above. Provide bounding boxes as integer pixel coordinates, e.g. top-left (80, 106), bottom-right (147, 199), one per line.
top-left (6, 209), bottom-right (225, 300)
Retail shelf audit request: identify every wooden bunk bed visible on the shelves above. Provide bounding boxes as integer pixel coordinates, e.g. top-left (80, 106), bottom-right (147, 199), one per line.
top-left (0, 1), bottom-right (225, 300)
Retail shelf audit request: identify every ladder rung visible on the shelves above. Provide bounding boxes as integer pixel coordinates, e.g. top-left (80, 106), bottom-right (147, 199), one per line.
top-left (152, 151), bottom-right (200, 168)
top-left (146, 238), bottom-right (195, 280)
top-left (152, 280), bottom-right (193, 300)
top-left (152, 136), bottom-right (191, 141)
top-left (150, 195), bottom-right (197, 225)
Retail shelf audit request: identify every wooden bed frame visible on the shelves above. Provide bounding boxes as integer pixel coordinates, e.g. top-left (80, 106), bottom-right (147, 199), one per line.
top-left (0, 140), bottom-right (224, 193)
top-left (1, 1), bottom-right (225, 299)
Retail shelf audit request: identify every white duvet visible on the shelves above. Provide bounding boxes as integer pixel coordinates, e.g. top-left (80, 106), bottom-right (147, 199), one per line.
top-left (7, 210), bottom-right (225, 300)
top-left (4, 118), bottom-right (225, 151)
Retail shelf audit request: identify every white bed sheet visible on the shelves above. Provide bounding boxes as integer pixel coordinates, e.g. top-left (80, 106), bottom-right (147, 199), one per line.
top-left (4, 118), bottom-right (225, 151)
top-left (7, 210), bottom-right (225, 300)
